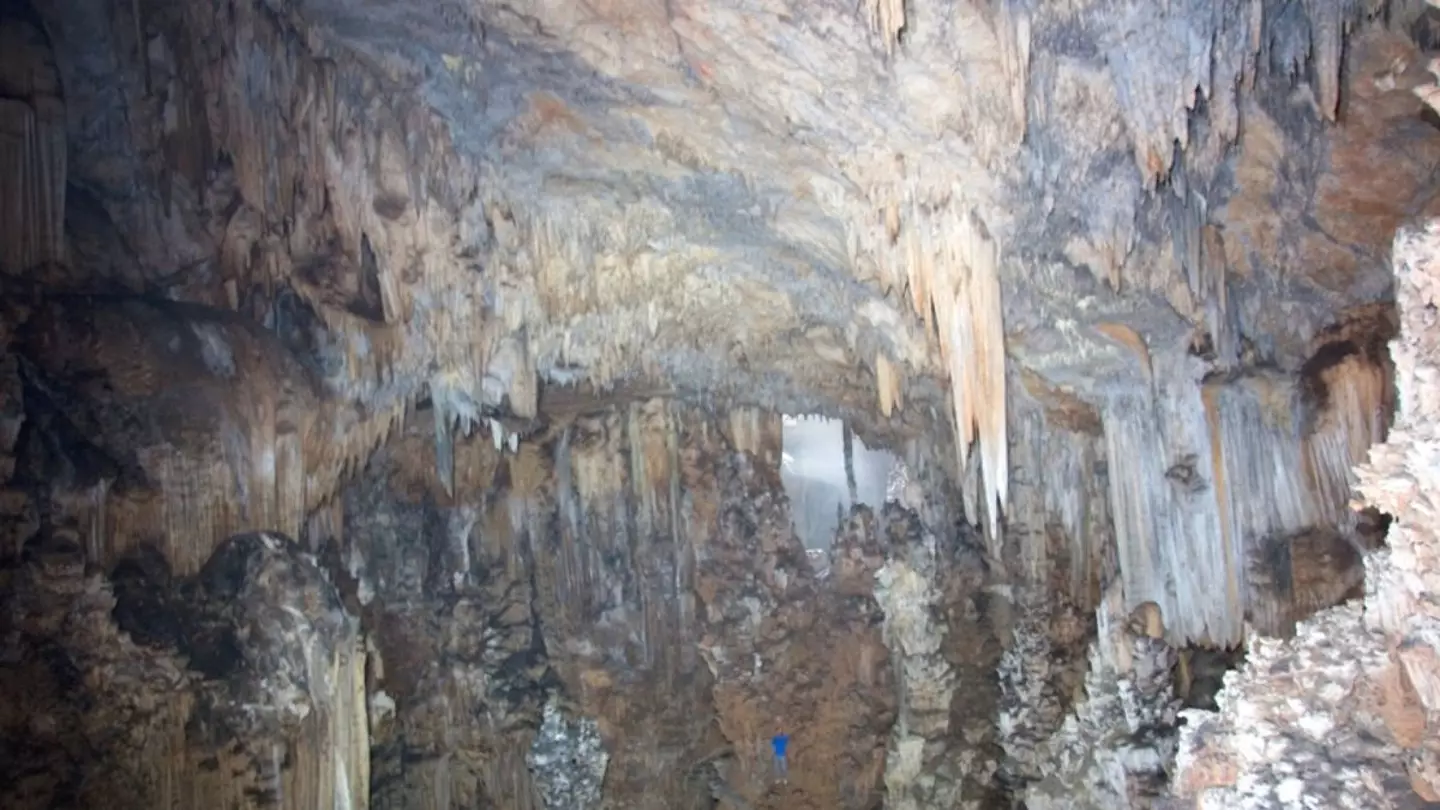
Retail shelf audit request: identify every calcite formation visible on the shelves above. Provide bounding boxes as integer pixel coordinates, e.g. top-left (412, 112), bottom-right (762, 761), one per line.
top-left (1014, 587), bottom-right (1181, 810)
top-left (0, 529), bottom-right (369, 809)
top-left (0, 0), bottom-right (1437, 807)
top-left (1172, 205), bottom-right (1440, 807)
top-left (875, 507), bottom-right (1002, 807)
top-left (528, 699), bottom-right (608, 810)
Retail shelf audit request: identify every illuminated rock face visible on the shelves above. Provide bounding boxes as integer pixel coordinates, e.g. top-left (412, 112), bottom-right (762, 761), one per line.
top-left (0, 0), bottom-right (1436, 807)
top-left (1172, 217), bottom-right (1440, 810)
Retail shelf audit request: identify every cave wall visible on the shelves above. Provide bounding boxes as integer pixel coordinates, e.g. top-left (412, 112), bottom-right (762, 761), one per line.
top-left (320, 402), bottom-right (1016, 810)
top-left (0, 389), bottom-right (1016, 810)
top-left (0, 0), bottom-right (1424, 635)
top-left (0, 528), bottom-right (370, 809)
top-left (1, 0), bottom-right (1438, 808)
top-left (1171, 215), bottom-right (1440, 809)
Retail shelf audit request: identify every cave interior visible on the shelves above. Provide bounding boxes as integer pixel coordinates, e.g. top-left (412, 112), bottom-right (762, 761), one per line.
top-left (4, 0), bottom-right (1440, 808)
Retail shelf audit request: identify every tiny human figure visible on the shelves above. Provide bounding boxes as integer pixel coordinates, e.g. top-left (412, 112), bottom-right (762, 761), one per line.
top-left (770, 731), bottom-right (790, 783)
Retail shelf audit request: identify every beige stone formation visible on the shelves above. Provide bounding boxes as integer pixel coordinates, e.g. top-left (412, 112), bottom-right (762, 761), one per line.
top-left (1172, 195), bottom-right (1440, 806)
top-left (1, 0), bottom-right (1438, 807)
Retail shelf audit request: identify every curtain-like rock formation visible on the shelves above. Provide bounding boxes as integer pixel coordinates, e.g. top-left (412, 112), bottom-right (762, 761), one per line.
top-left (0, 529), bottom-right (369, 809)
top-left (1172, 203), bottom-right (1440, 806)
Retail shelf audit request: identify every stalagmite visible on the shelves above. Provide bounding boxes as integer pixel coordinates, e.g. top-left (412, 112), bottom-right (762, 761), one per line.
top-left (0, 0), bottom-right (1423, 807)
top-left (1017, 582), bottom-right (1179, 808)
top-left (876, 534), bottom-right (957, 810)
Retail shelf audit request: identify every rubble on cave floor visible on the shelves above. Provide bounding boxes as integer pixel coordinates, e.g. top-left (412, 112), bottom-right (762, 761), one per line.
top-left (1176, 603), bottom-right (1409, 809)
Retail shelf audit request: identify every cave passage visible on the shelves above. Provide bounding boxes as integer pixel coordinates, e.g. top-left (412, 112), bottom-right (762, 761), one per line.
top-left (780, 415), bottom-right (900, 551)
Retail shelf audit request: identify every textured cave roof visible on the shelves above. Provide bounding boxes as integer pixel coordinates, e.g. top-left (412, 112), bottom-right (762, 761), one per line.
top-left (15, 0), bottom-right (1439, 523)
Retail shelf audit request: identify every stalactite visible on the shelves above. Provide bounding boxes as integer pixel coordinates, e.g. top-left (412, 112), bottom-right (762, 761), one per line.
top-left (1103, 366), bottom-right (1232, 647)
top-left (863, 0), bottom-right (906, 56)
top-left (843, 422), bottom-right (859, 506)
top-left (13, 295), bottom-right (432, 576)
top-left (1094, 322), bottom-right (1155, 383)
top-left (861, 199), bottom-right (1008, 540)
top-left (0, 11), bottom-right (67, 274)
top-left (1106, 349), bottom-right (1388, 648)
top-left (1204, 372), bottom-right (1322, 640)
top-left (723, 406), bottom-right (781, 470)
top-left (1170, 176), bottom-right (1238, 367)
top-left (625, 397), bottom-right (676, 541)
top-left (875, 352), bottom-right (903, 418)
top-left (998, 5), bottom-right (1033, 143)
top-left (1305, 0), bottom-right (1358, 121)
top-left (1009, 372), bottom-right (1108, 601)
top-left (435, 409), bottom-right (456, 495)
top-left (1303, 353), bottom-right (1390, 528)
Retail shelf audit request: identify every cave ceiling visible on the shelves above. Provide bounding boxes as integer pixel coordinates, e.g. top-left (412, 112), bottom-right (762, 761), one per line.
top-left (4, 0), bottom-right (1439, 537)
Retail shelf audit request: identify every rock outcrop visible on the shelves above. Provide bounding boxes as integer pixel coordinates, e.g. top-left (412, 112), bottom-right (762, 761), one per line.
top-left (876, 508), bottom-right (975, 810)
top-left (1015, 591), bottom-right (1179, 809)
top-left (1172, 177), bottom-right (1440, 807)
top-left (0, 529), bottom-right (368, 810)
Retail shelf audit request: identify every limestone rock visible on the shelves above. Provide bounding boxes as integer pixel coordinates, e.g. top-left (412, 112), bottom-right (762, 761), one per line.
top-left (1173, 214), bottom-right (1440, 808)
top-left (0, 0), bottom-right (1434, 806)
top-left (1017, 583), bottom-right (1180, 810)
top-left (529, 698), bottom-right (608, 810)
top-left (0, 528), bottom-right (368, 810)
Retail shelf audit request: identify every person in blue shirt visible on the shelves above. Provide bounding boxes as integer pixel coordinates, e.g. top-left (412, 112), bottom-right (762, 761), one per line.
top-left (770, 730), bottom-right (790, 782)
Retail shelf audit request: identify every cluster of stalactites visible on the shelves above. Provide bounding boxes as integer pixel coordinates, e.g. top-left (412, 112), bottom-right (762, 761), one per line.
top-left (863, 0), bottom-right (906, 55)
top-left (1006, 378), bottom-right (1109, 600)
top-left (1104, 354), bottom-right (1388, 648)
top-left (870, 201), bottom-right (1009, 542)
top-left (0, 8), bottom-right (67, 275)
